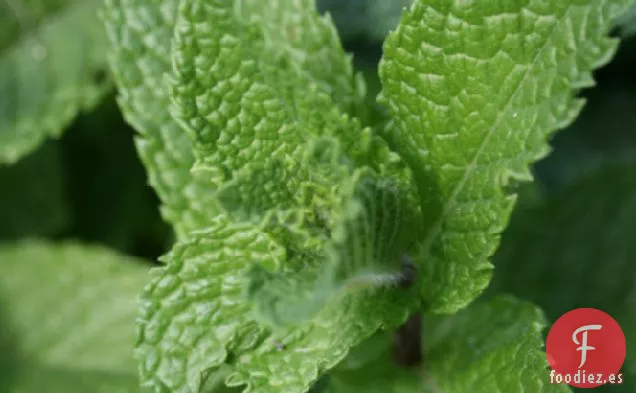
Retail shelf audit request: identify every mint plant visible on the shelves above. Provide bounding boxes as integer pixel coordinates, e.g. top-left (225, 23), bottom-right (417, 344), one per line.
top-left (1, 0), bottom-right (635, 392)
top-left (101, 0), bottom-right (633, 391)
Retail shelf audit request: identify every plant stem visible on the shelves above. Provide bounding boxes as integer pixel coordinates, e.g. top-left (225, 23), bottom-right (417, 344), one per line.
top-left (392, 312), bottom-right (422, 367)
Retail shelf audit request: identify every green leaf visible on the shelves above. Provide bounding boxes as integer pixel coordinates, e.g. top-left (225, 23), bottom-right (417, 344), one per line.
top-left (237, 0), bottom-right (369, 119)
top-left (4, 366), bottom-right (138, 393)
top-left (378, 0), bottom-right (634, 314)
top-left (0, 141), bottom-right (69, 239)
top-left (214, 137), bottom-right (420, 329)
top-left (136, 211), bottom-right (418, 393)
top-left (0, 0), bottom-right (110, 165)
top-left (214, 137), bottom-right (351, 225)
top-left (247, 164), bottom-right (422, 328)
top-left (101, 0), bottom-right (220, 238)
top-left (0, 0), bottom-right (68, 52)
top-left (135, 216), bottom-right (284, 393)
top-left (168, 0), bottom-right (423, 327)
top-left (169, 0), bottom-right (371, 183)
top-left (490, 159), bottom-right (636, 392)
top-left (325, 296), bottom-right (570, 393)
top-left (126, 1), bottom-right (421, 392)
top-left (0, 240), bottom-right (149, 392)
top-left (227, 277), bottom-right (417, 393)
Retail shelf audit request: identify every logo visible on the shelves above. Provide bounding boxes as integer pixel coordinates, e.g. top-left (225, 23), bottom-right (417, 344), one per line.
top-left (546, 308), bottom-right (626, 388)
top-left (572, 324), bottom-right (602, 368)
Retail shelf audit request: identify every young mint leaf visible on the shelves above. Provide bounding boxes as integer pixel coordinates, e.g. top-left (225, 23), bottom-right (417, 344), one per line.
top-left (169, 0), bottom-right (372, 182)
top-left (215, 132), bottom-right (414, 231)
top-left (0, 0), bottom-right (110, 165)
top-left (0, 240), bottom-right (149, 392)
top-left (101, 0), bottom-right (220, 239)
top-left (378, 0), bottom-right (635, 314)
top-left (237, 0), bottom-right (368, 119)
top-left (325, 296), bottom-right (570, 393)
top-left (168, 0), bottom-right (423, 326)
top-left (216, 137), bottom-right (403, 327)
top-left (491, 159), bottom-right (636, 392)
top-left (247, 164), bottom-right (422, 328)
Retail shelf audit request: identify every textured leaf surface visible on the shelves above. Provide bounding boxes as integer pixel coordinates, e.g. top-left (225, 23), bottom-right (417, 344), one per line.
top-left (0, 240), bottom-right (150, 392)
top-left (379, 0), bottom-right (634, 314)
top-left (491, 160), bottom-right (636, 392)
top-left (214, 136), bottom-right (420, 328)
top-left (248, 165), bottom-right (422, 328)
top-left (101, 0), bottom-right (220, 238)
top-left (227, 278), bottom-right (417, 393)
top-left (127, 1), bottom-right (422, 392)
top-left (170, 0), bottom-right (372, 183)
top-left (0, 0), bottom-right (110, 164)
top-left (238, 0), bottom-right (368, 119)
top-left (136, 212), bottom-right (418, 393)
top-left (325, 296), bottom-right (570, 393)
top-left (135, 216), bottom-right (284, 393)
top-left (169, 0), bottom-right (422, 323)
